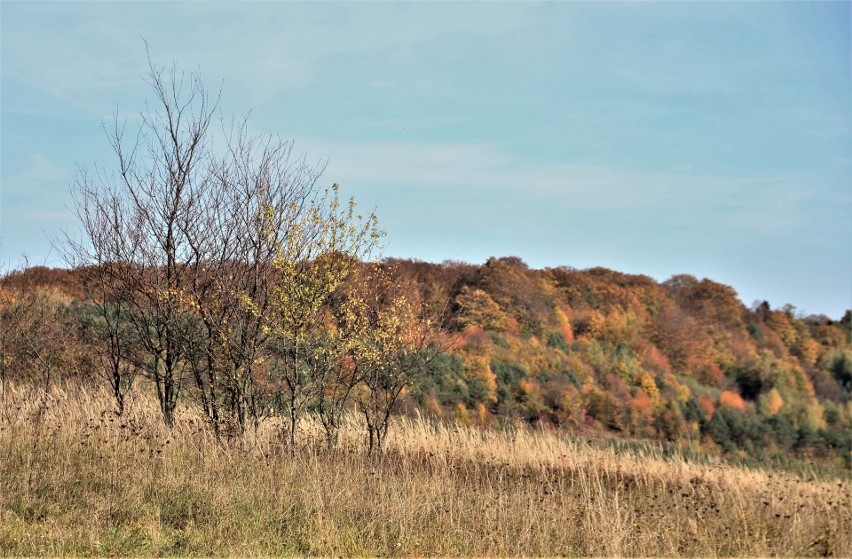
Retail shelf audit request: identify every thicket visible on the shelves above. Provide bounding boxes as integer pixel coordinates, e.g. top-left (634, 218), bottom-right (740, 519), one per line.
top-left (4, 56), bottom-right (439, 457)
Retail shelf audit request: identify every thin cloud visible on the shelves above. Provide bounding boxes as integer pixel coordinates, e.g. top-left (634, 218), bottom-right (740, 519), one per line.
top-left (302, 138), bottom-right (825, 238)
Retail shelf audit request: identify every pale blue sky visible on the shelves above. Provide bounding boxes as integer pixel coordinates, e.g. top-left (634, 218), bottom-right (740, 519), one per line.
top-left (1, 1), bottom-right (850, 317)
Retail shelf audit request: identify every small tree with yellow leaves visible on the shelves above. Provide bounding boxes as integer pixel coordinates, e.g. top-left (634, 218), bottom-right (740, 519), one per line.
top-left (267, 184), bottom-right (382, 450)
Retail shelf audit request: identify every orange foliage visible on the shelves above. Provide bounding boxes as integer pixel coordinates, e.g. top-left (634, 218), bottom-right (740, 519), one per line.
top-left (628, 389), bottom-right (655, 436)
top-left (643, 345), bottom-right (672, 374)
top-left (797, 338), bottom-right (821, 367)
top-left (559, 326), bottom-right (574, 345)
top-left (475, 402), bottom-right (489, 427)
top-left (653, 300), bottom-right (715, 372)
top-left (554, 306), bottom-right (574, 345)
top-left (518, 379), bottom-right (537, 399)
top-left (718, 390), bottom-right (746, 412)
top-left (505, 315), bottom-right (520, 337)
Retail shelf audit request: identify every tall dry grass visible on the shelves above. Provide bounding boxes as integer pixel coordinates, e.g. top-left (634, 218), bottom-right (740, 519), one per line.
top-left (1, 382), bottom-right (849, 557)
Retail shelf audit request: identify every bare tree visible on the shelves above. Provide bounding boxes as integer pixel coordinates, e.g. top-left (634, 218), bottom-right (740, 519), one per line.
top-left (65, 53), bottom-right (218, 427)
top-left (182, 121), bottom-right (326, 437)
top-left (0, 277), bottom-right (30, 408)
top-left (0, 272), bottom-right (89, 422)
top-left (64, 174), bottom-right (140, 415)
top-left (310, 324), bottom-right (361, 450)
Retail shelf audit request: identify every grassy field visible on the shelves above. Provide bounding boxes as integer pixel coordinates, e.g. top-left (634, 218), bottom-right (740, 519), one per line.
top-left (1, 383), bottom-right (849, 557)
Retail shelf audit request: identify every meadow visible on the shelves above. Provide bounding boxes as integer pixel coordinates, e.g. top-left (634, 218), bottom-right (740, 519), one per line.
top-left (1, 382), bottom-right (849, 557)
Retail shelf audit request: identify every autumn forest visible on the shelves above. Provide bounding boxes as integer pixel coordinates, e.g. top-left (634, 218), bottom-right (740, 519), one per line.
top-left (3, 255), bottom-right (851, 469)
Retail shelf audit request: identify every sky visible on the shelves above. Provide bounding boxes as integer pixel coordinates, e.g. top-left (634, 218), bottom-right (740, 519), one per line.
top-left (1, 1), bottom-right (850, 318)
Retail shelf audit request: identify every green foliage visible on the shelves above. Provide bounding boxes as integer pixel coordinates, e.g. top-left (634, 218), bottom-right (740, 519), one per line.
top-left (546, 331), bottom-right (571, 353)
top-left (824, 349), bottom-right (852, 397)
top-left (491, 359), bottom-right (528, 388)
top-left (489, 331), bottom-right (510, 348)
top-left (747, 323), bottom-right (764, 341)
top-left (417, 351), bottom-right (467, 406)
top-left (682, 397), bottom-right (706, 424)
top-left (466, 378), bottom-right (489, 405)
top-left (704, 411), bottom-right (731, 445)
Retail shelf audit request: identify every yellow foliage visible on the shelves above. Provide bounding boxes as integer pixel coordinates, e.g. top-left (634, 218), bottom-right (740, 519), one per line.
top-left (454, 402), bottom-right (470, 426)
top-left (765, 388), bottom-right (784, 415)
top-left (767, 311), bottom-right (799, 346)
top-left (464, 354), bottom-right (498, 404)
top-left (584, 310), bottom-right (606, 340)
top-left (454, 286), bottom-right (507, 332)
top-left (475, 402), bottom-right (489, 427)
top-left (639, 371), bottom-right (660, 402)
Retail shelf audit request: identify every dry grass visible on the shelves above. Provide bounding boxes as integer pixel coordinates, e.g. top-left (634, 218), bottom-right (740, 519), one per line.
top-left (0, 383), bottom-right (849, 557)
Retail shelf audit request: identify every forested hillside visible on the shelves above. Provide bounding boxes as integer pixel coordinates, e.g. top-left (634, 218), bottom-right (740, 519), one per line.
top-left (386, 257), bottom-right (852, 470)
top-left (3, 258), bottom-right (850, 470)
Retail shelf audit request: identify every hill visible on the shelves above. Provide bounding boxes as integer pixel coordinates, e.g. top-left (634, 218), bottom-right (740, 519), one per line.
top-left (2, 258), bottom-right (850, 470)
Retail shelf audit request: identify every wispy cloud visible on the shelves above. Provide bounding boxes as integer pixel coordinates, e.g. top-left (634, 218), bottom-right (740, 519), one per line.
top-left (0, 154), bottom-right (74, 266)
top-left (302, 138), bottom-right (824, 238)
top-left (2, 154), bottom-right (70, 198)
top-left (2, 2), bottom-right (535, 110)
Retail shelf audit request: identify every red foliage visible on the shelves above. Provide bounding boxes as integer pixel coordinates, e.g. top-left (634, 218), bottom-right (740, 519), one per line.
top-left (696, 396), bottom-right (716, 418)
top-left (560, 324), bottom-right (575, 345)
top-left (643, 345), bottom-right (672, 374)
top-left (699, 363), bottom-right (726, 388)
top-left (463, 325), bottom-right (491, 352)
top-left (628, 389), bottom-right (655, 437)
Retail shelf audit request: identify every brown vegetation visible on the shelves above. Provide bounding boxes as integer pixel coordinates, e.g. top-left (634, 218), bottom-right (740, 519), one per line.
top-left (1, 383), bottom-right (849, 557)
